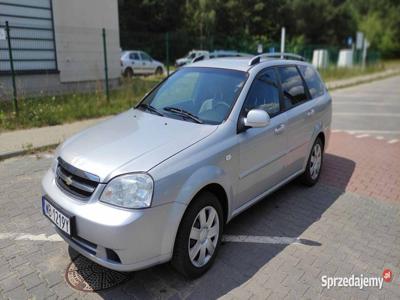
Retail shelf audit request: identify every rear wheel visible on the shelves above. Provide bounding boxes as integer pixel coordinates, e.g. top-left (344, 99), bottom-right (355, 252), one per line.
top-left (124, 68), bottom-right (133, 78)
top-left (171, 191), bottom-right (223, 278)
top-left (155, 67), bottom-right (163, 75)
top-left (300, 137), bottom-right (323, 186)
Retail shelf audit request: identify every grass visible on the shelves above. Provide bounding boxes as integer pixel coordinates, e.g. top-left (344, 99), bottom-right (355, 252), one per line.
top-left (0, 60), bottom-right (399, 132)
top-left (319, 64), bottom-right (385, 81)
top-left (319, 60), bottom-right (400, 81)
top-left (0, 77), bottom-right (161, 131)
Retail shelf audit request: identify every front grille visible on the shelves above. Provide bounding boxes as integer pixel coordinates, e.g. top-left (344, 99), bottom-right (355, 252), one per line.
top-left (56, 157), bottom-right (100, 200)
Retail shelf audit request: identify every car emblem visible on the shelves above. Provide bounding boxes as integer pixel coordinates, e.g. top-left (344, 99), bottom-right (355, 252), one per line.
top-left (65, 176), bottom-right (73, 186)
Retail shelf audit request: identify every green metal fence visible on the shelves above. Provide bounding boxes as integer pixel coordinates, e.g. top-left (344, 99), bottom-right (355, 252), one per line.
top-left (120, 30), bottom-right (381, 68)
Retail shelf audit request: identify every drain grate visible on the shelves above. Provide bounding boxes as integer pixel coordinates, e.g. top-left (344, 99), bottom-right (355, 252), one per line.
top-left (65, 255), bottom-right (128, 292)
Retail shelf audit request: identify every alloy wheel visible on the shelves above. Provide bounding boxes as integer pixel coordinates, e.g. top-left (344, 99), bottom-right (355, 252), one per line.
top-left (310, 143), bottom-right (322, 180)
top-left (188, 206), bottom-right (220, 268)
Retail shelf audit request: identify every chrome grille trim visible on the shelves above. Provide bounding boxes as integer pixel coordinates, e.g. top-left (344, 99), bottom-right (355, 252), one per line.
top-left (58, 157), bottom-right (100, 182)
top-left (56, 167), bottom-right (96, 193)
top-left (55, 157), bottom-right (99, 200)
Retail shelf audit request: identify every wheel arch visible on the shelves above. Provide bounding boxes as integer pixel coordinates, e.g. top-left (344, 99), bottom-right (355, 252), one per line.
top-left (316, 131), bottom-right (325, 151)
top-left (191, 183), bottom-right (229, 224)
top-left (124, 67), bottom-right (133, 76)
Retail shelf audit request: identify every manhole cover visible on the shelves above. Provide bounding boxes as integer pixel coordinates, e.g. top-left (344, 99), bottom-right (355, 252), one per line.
top-left (65, 255), bottom-right (128, 292)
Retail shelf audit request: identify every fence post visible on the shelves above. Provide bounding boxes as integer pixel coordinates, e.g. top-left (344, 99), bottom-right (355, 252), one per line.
top-left (5, 21), bottom-right (18, 116)
top-left (165, 32), bottom-right (170, 76)
top-left (102, 28), bottom-right (110, 102)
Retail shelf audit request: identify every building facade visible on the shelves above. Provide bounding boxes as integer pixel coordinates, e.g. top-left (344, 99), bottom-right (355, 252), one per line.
top-left (0, 0), bottom-right (121, 99)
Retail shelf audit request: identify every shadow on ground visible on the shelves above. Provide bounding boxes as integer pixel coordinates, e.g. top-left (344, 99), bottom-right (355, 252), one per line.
top-left (67, 154), bottom-right (355, 299)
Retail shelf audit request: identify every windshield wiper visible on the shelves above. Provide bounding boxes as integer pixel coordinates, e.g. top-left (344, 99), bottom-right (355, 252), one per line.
top-left (137, 103), bottom-right (164, 116)
top-left (163, 106), bottom-right (203, 124)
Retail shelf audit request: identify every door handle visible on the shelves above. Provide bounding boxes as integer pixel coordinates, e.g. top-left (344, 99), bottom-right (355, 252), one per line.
top-left (274, 124), bottom-right (285, 135)
top-left (306, 109), bottom-right (315, 117)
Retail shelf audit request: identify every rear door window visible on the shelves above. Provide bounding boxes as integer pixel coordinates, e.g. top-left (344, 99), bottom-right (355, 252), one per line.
top-left (299, 65), bottom-right (326, 98)
top-left (129, 52), bottom-right (140, 60)
top-left (277, 66), bottom-right (308, 109)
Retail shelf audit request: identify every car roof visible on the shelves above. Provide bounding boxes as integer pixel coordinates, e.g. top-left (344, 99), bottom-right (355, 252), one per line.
top-left (186, 57), bottom-right (309, 72)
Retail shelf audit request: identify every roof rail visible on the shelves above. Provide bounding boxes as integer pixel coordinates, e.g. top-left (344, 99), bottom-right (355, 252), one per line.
top-left (249, 53), bottom-right (306, 66)
top-left (191, 55), bottom-right (205, 63)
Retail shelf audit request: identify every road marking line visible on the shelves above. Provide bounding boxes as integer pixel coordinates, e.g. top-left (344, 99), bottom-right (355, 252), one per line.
top-left (222, 235), bottom-right (320, 246)
top-left (333, 102), bottom-right (400, 107)
top-left (331, 129), bottom-right (342, 133)
top-left (0, 232), bottom-right (63, 242)
top-left (0, 232), bottom-right (320, 246)
top-left (376, 136), bottom-right (384, 140)
top-left (333, 112), bottom-right (400, 117)
top-left (338, 129), bottom-right (400, 134)
top-left (388, 139), bottom-right (399, 144)
top-left (355, 134), bottom-right (369, 138)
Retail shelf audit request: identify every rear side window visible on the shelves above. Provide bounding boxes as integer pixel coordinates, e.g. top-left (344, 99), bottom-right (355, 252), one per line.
top-left (299, 65), bottom-right (326, 98)
top-left (277, 66), bottom-right (308, 109)
top-left (129, 53), bottom-right (139, 60)
top-left (243, 68), bottom-right (280, 116)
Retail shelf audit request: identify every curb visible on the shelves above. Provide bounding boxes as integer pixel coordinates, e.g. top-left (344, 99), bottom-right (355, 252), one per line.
top-left (0, 143), bottom-right (59, 161)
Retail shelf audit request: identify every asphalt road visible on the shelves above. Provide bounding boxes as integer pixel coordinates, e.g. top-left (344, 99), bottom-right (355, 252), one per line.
top-left (331, 75), bottom-right (400, 140)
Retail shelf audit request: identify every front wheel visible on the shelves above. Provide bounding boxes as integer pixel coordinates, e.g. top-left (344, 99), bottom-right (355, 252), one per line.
top-left (171, 191), bottom-right (223, 278)
top-left (300, 137), bottom-right (323, 186)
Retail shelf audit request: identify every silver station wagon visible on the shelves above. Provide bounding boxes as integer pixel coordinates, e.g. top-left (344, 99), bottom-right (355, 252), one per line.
top-left (42, 53), bottom-right (331, 278)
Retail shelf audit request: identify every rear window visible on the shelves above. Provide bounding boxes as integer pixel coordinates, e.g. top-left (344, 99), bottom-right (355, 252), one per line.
top-left (299, 65), bottom-right (326, 98)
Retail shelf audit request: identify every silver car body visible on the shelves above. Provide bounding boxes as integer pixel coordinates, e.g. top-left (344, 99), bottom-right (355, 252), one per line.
top-left (175, 50), bottom-right (210, 66)
top-left (121, 50), bottom-right (165, 75)
top-left (42, 57), bottom-right (331, 271)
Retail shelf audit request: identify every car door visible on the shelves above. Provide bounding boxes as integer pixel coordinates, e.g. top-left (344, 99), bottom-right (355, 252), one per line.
top-left (236, 68), bottom-right (288, 209)
top-left (129, 52), bottom-right (143, 74)
top-left (140, 52), bottom-right (154, 74)
top-left (277, 65), bottom-right (316, 175)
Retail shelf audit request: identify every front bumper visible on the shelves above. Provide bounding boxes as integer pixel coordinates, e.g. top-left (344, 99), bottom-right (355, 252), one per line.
top-left (41, 169), bottom-right (187, 272)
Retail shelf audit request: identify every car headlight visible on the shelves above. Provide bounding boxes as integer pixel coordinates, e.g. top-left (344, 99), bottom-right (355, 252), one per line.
top-left (100, 174), bottom-right (154, 209)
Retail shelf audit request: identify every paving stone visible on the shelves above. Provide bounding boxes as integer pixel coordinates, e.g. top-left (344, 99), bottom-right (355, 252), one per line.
top-left (1, 125), bottom-right (400, 299)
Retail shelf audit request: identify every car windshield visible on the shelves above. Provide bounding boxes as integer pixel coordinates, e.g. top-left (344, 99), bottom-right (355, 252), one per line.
top-left (139, 67), bottom-right (247, 124)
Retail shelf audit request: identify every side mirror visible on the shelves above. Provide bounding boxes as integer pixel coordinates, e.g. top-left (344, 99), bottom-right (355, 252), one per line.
top-left (244, 109), bottom-right (270, 128)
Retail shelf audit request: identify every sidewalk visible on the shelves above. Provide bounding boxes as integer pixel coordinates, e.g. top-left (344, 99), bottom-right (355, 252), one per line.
top-left (0, 117), bottom-right (110, 159)
top-left (1, 69), bottom-right (400, 160)
top-left (326, 68), bottom-right (400, 90)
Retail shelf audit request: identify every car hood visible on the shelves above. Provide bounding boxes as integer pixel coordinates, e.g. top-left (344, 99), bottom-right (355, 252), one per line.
top-left (58, 109), bottom-right (217, 182)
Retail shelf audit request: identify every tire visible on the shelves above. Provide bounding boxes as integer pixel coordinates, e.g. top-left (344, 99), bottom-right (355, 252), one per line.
top-left (155, 67), bottom-right (163, 75)
top-left (171, 191), bottom-right (223, 278)
top-left (300, 137), bottom-right (323, 186)
top-left (124, 68), bottom-right (133, 78)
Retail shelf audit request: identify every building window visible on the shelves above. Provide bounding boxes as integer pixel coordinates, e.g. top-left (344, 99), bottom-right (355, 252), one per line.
top-left (0, 0), bottom-right (57, 74)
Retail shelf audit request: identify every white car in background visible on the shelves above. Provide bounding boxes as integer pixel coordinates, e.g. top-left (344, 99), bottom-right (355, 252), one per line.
top-left (175, 50), bottom-right (210, 67)
top-left (121, 50), bottom-right (165, 77)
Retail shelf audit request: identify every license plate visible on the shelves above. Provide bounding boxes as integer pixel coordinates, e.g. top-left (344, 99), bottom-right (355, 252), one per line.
top-left (42, 198), bottom-right (71, 235)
